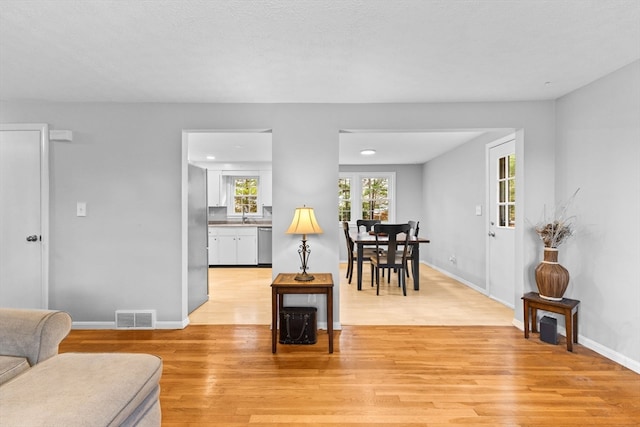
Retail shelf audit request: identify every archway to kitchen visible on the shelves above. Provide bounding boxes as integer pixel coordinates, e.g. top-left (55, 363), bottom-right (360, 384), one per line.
top-left (183, 129), bottom-right (273, 324)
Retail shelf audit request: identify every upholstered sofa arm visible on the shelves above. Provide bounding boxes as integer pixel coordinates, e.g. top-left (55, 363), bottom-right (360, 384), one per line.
top-left (0, 308), bottom-right (72, 366)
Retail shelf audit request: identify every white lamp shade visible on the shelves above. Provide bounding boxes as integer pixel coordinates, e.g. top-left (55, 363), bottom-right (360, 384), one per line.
top-left (286, 206), bottom-right (323, 235)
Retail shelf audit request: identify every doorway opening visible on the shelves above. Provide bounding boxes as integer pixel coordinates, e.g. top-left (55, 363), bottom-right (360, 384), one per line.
top-left (182, 130), bottom-right (272, 324)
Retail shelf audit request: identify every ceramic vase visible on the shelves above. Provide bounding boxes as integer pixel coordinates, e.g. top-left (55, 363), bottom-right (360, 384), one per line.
top-left (535, 248), bottom-right (570, 301)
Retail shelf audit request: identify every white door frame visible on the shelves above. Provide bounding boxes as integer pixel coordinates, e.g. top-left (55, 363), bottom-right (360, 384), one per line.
top-left (0, 123), bottom-right (50, 308)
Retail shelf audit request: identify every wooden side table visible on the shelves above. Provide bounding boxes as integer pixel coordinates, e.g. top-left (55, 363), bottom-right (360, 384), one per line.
top-left (271, 273), bottom-right (334, 354)
top-left (522, 292), bottom-right (580, 352)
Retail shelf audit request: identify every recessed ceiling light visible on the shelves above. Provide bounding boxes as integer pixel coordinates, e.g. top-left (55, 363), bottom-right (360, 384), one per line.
top-left (206, 155), bottom-right (216, 160)
top-left (360, 149), bottom-right (376, 155)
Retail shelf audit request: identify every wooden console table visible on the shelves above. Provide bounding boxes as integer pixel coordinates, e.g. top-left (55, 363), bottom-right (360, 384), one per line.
top-left (271, 273), bottom-right (334, 354)
top-left (522, 292), bottom-right (580, 352)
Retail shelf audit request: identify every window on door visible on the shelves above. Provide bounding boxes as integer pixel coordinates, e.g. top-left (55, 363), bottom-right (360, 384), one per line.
top-left (497, 154), bottom-right (515, 228)
top-left (233, 177), bottom-right (259, 214)
top-left (338, 172), bottom-right (395, 223)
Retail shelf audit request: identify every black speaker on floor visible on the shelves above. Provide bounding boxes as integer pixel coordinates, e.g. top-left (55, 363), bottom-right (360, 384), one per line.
top-left (540, 316), bottom-right (558, 345)
top-left (279, 307), bottom-right (317, 345)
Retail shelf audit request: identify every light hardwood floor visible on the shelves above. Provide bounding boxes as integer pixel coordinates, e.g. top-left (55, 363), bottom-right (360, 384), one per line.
top-left (189, 263), bottom-right (514, 326)
top-left (60, 325), bottom-right (640, 425)
top-left (58, 264), bottom-right (640, 425)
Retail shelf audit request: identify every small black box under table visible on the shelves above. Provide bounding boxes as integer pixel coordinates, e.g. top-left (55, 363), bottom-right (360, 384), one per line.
top-left (540, 315), bottom-right (558, 345)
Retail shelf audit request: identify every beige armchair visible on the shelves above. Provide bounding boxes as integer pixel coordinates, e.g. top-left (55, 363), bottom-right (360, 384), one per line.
top-left (0, 308), bottom-right (72, 384)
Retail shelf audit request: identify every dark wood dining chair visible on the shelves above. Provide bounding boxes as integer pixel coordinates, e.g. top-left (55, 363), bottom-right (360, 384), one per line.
top-left (385, 220), bottom-right (419, 282)
top-left (342, 221), bottom-right (378, 284)
top-left (356, 219), bottom-right (380, 233)
top-left (370, 223), bottom-right (412, 296)
top-left (405, 220), bottom-right (420, 279)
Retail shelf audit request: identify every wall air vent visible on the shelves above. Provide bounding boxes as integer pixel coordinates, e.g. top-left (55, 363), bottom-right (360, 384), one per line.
top-left (115, 310), bottom-right (156, 329)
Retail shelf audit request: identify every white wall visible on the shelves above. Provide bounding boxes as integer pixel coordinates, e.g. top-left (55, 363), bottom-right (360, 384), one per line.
top-left (422, 130), bottom-right (513, 288)
top-left (2, 68), bottom-right (637, 368)
top-left (0, 101), bottom-right (555, 332)
top-left (416, 61), bottom-right (640, 371)
top-left (555, 60), bottom-right (640, 368)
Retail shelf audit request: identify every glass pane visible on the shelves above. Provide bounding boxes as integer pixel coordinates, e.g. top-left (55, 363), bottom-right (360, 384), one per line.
top-left (338, 179), bottom-right (350, 197)
top-left (338, 199), bottom-right (351, 222)
top-left (373, 200), bottom-right (389, 221)
top-left (361, 178), bottom-right (388, 200)
top-left (499, 157), bottom-right (506, 179)
top-left (338, 210), bottom-right (351, 222)
top-left (508, 179), bottom-right (516, 202)
top-left (508, 205), bottom-right (516, 227)
top-left (499, 181), bottom-right (506, 203)
top-left (508, 155), bottom-right (516, 178)
top-left (499, 205), bottom-right (506, 227)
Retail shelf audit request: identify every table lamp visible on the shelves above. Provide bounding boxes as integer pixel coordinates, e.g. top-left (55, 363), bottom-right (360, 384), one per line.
top-left (286, 206), bottom-right (323, 281)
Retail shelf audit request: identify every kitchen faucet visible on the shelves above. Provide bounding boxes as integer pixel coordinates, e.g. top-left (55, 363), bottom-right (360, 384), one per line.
top-left (242, 205), bottom-right (248, 224)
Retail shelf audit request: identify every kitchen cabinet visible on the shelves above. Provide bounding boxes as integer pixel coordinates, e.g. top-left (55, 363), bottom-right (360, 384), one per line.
top-left (236, 228), bottom-right (258, 265)
top-left (260, 170), bottom-right (272, 206)
top-left (208, 227), bottom-right (219, 265)
top-left (207, 170), bottom-right (223, 207)
top-left (209, 226), bottom-right (257, 265)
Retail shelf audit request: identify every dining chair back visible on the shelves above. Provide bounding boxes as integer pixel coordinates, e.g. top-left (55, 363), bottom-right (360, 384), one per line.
top-left (343, 221), bottom-right (378, 284)
top-left (405, 220), bottom-right (420, 279)
top-left (356, 219), bottom-right (381, 233)
top-left (342, 221), bottom-right (356, 282)
top-left (370, 223), bottom-right (412, 296)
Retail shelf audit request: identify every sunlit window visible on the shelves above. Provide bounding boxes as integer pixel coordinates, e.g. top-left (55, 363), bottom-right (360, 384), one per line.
top-left (233, 177), bottom-right (259, 214)
top-left (338, 173), bottom-right (395, 223)
top-left (497, 154), bottom-right (515, 227)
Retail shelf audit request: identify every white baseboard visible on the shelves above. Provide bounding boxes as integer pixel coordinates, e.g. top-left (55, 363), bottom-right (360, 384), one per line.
top-left (424, 261), bottom-right (488, 295)
top-left (512, 319), bottom-right (524, 330)
top-left (71, 321), bottom-right (114, 329)
top-left (158, 319), bottom-right (190, 329)
top-left (576, 336), bottom-right (640, 374)
top-left (72, 319), bottom-right (188, 330)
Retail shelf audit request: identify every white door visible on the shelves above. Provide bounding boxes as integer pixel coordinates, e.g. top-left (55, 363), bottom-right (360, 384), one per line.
top-left (0, 124), bottom-right (49, 308)
top-left (487, 138), bottom-right (516, 307)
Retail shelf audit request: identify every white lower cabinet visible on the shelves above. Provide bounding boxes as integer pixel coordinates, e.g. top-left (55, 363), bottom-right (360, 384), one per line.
top-left (208, 227), bottom-right (219, 265)
top-left (209, 226), bottom-right (257, 265)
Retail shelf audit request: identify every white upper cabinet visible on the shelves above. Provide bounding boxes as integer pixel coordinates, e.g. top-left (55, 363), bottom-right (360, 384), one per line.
top-left (207, 170), bottom-right (222, 207)
top-left (261, 170), bottom-right (272, 206)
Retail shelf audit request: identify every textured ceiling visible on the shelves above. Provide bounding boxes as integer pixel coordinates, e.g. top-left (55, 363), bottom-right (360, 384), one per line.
top-left (2, 1), bottom-right (638, 165)
top-left (1, 0), bottom-right (638, 104)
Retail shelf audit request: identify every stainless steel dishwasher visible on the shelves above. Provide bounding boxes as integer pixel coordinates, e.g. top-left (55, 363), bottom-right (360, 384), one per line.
top-left (258, 227), bottom-right (272, 265)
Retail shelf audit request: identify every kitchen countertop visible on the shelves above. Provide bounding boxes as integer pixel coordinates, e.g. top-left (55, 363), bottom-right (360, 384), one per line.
top-left (208, 221), bottom-right (272, 227)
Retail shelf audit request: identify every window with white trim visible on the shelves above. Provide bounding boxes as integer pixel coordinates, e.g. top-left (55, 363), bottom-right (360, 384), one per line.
top-left (232, 177), bottom-right (259, 214)
top-left (497, 154), bottom-right (515, 228)
top-left (338, 172), bottom-right (395, 223)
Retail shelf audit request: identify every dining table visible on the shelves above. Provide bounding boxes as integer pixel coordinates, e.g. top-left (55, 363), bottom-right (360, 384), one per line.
top-left (351, 231), bottom-right (430, 291)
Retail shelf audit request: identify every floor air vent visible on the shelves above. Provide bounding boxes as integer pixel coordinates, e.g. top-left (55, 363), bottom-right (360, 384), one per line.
top-left (115, 310), bottom-right (156, 329)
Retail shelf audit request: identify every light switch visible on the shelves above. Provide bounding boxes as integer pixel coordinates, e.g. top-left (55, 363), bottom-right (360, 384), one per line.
top-left (77, 202), bottom-right (87, 217)
top-left (475, 205), bottom-right (482, 216)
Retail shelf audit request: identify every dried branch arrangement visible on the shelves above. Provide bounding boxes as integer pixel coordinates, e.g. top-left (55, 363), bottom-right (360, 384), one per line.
top-left (534, 188), bottom-right (580, 248)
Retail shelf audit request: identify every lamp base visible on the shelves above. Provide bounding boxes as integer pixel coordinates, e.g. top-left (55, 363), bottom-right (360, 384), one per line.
top-left (294, 273), bottom-right (315, 282)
